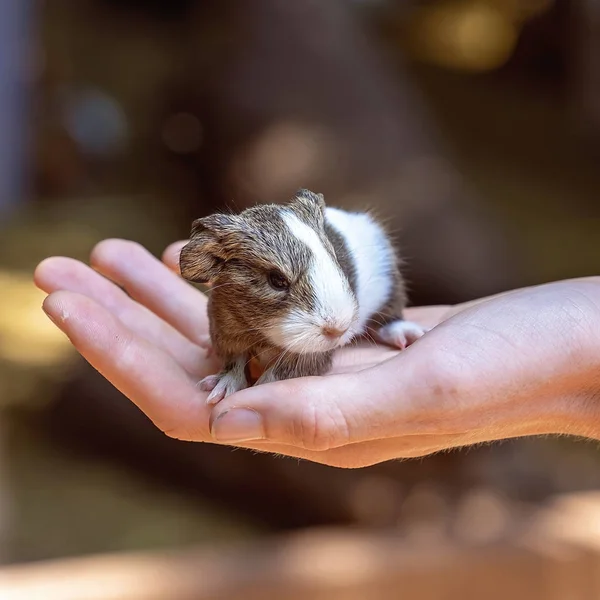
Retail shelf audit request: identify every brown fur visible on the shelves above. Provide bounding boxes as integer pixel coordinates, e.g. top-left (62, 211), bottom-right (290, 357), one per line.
top-left (180, 190), bottom-right (339, 386)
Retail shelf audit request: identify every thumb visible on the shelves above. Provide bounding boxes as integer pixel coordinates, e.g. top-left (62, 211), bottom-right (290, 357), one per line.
top-left (207, 359), bottom-right (429, 450)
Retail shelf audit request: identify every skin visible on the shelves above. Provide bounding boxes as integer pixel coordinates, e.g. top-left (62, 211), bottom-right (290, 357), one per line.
top-left (34, 238), bottom-right (600, 468)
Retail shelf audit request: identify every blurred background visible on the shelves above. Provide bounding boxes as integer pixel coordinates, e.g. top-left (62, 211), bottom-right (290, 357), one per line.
top-left (1, 0), bottom-right (600, 596)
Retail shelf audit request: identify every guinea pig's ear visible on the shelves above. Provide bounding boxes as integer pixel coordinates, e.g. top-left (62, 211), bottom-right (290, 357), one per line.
top-left (291, 189), bottom-right (326, 221)
top-left (189, 213), bottom-right (237, 237)
top-left (179, 214), bottom-right (236, 283)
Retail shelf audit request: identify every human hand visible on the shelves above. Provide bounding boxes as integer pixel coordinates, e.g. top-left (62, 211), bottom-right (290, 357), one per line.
top-left (35, 239), bottom-right (600, 467)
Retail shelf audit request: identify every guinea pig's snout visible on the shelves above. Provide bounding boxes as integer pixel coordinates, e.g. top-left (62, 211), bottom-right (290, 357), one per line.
top-left (321, 322), bottom-right (349, 340)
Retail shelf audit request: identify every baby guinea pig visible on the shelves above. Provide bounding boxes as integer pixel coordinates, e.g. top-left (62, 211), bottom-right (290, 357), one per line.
top-left (179, 189), bottom-right (426, 404)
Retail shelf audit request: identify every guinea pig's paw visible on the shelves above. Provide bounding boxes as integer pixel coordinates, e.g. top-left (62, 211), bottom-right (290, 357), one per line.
top-left (375, 320), bottom-right (428, 350)
top-left (202, 371), bottom-right (248, 405)
top-left (198, 374), bottom-right (221, 393)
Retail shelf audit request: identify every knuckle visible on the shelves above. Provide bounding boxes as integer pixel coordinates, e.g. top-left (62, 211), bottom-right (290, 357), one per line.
top-left (295, 395), bottom-right (352, 451)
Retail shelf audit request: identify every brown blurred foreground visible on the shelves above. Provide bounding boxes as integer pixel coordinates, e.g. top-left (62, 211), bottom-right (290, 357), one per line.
top-left (3, 491), bottom-right (600, 600)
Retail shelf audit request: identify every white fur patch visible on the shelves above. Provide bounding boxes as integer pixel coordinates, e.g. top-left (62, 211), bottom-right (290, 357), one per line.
top-left (282, 211), bottom-right (357, 322)
top-left (267, 211), bottom-right (358, 352)
top-left (325, 207), bottom-right (394, 334)
top-left (268, 307), bottom-right (356, 353)
top-left (374, 320), bottom-right (427, 349)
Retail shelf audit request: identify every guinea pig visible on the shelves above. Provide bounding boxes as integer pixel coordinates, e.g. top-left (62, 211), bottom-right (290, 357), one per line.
top-left (180, 189), bottom-right (426, 404)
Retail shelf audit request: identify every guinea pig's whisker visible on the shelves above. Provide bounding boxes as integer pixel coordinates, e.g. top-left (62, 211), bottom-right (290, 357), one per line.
top-left (366, 316), bottom-right (387, 329)
top-left (269, 348), bottom-right (290, 375)
top-left (245, 345), bottom-right (275, 369)
top-left (363, 331), bottom-right (379, 348)
top-left (278, 333), bottom-right (312, 368)
top-left (294, 338), bottom-right (312, 358)
top-left (300, 340), bottom-right (313, 356)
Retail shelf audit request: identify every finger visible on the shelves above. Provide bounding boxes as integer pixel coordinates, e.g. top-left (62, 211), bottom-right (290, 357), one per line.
top-left (41, 290), bottom-right (456, 464)
top-left (34, 257), bottom-right (215, 376)
top-left (207, 348), bottom-right (438, 451)
top-left (403, 305), bottom-right (452, 328)
top-left (41, 289), bottom-right (458, 465)
top-left (90, 239), bottom-right (210, 346)
top-left (42, 290), bottom-right (213, 439)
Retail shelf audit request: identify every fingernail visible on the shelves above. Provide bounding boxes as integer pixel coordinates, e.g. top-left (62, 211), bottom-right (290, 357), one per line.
top-left (211, 408), bottom-right (265, 443)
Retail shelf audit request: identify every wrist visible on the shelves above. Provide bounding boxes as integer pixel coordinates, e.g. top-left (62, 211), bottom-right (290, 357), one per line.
top-left (500, 279), bottom-right (600, 442)
top-left (548, 281), bottom-right (600, 440)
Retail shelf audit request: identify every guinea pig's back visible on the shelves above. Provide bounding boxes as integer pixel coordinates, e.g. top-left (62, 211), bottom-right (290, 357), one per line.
top-left (324, 206), bottom-right (396, 329)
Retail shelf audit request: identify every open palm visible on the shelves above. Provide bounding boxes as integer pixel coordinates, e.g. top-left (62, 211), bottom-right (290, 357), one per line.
top-left (35, 239), bottom-right (600, 467)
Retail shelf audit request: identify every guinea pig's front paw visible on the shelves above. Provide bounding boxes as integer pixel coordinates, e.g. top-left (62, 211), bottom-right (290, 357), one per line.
top-left (198, 374), bottom-right (221, 393)
top-left (200, 371), bottom-right (248, 405)
top-left (374, 319), bottom-right (428, 350)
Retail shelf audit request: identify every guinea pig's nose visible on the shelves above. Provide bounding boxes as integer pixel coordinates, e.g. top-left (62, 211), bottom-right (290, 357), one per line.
top-left (321, 324), bottom-right (349, 339)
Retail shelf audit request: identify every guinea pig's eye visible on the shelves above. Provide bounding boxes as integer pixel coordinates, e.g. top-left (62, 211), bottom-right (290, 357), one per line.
top-left (267, 270), bottom-right (290, 291)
